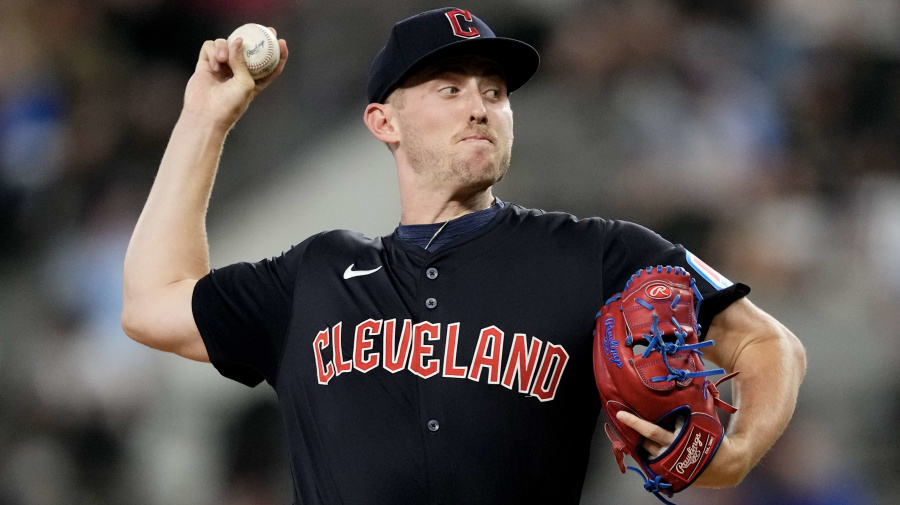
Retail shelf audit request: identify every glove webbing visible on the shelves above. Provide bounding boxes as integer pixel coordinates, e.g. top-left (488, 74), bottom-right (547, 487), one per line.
top-left (630, 281), bottom-right (727, 385)
top-left (617, 274), bottom-right (739, 503)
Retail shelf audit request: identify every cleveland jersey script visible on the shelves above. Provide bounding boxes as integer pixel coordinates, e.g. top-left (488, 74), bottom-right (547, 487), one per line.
top-left (192, 204), bottom-right (748, 505)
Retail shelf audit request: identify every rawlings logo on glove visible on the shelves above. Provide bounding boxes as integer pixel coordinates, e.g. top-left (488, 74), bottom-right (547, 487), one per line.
top-left (593, 266), bottom-right (738, 504)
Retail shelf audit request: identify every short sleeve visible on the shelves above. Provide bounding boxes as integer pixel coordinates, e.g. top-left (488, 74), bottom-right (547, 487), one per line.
top-left (601, 220), bottom-right (750, 338)
top-left (192, 236), bottom-right (317, 387)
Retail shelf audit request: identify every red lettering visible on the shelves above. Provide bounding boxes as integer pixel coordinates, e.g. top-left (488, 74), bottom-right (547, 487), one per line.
top-left (314, 318), bottom-right (569, 401)
top-left (313, 328), bottom-right (334, 385)
top-left (469, 326), bottom-right (504, 384)
top-left (445, 8), bottom-right (480, 38)
top-left (442, 322), bottom-right (467, 378)
top-left (332, 322), bottom-right (352, 375)
top-left (410, 322), bottom-right (441, 379)
top-left (530, 343), bottom-right (570, 402)
top-left (383, 319), bottom-right (411, 373)
top-left (501, 334), bottom-right (543, 393)
top-left (354, 319), bottom-right (382, 373)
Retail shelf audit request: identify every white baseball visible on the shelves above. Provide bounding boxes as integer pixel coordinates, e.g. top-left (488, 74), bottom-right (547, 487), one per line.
top-left (227, 24), bottom-right (281, 80)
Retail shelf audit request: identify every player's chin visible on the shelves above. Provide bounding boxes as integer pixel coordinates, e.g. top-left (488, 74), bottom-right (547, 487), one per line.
top-left (450, 149), bottom-right (508, 183)
top-left (464, 161), bottom-right (508, 189)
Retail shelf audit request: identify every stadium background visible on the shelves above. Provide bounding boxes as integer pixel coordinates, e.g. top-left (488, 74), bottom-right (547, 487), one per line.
top-left (0, 0), bottom-right (897, 503)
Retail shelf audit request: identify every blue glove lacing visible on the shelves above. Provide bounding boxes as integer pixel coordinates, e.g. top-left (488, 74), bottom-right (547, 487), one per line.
top-left (630, 273), bottom-right (727, 384)
top-left (626, 466), bottom-right (677, 505)
top-left (604, 267), bottom-right (729, 504)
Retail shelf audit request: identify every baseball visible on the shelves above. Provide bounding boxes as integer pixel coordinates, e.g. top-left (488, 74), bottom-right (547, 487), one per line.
top-left (227, 23), bottom-right (281, 80)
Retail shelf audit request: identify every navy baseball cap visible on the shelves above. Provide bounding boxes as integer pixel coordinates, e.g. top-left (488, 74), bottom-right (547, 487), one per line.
top-left (367, 7), bottom-right (540, 104)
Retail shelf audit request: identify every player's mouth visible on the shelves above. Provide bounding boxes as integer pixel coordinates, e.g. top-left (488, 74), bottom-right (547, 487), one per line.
top-left (460, 135), bottom-right (492, 144)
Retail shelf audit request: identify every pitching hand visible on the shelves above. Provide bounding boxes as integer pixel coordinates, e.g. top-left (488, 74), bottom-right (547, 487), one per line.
top-left (615, 411), bottom-right (749, 487)
top-left (183, 27), bottom-right (289, 128)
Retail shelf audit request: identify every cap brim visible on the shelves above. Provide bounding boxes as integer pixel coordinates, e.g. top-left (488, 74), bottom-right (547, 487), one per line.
top-left (378, 37), bottom-right (540, 103)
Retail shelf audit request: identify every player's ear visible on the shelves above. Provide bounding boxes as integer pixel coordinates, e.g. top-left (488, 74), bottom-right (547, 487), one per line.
top-left (364, 103), bottom-right (400, 146)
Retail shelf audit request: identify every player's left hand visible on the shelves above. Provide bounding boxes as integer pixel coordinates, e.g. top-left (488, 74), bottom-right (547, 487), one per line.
top-left (615, 411), bottom-right (751, 487)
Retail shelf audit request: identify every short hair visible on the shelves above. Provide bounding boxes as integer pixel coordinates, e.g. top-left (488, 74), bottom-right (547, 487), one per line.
top-left (384, 87), bottom-right (406, 109)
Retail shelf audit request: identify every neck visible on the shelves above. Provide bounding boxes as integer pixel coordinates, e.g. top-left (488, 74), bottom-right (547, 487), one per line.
top-left (395, 155), bottom-right (497, 225)
top-left (399, 187), bottom-right (495, 225)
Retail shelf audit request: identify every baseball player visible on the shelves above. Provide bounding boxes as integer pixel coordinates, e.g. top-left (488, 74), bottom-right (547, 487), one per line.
top-left (122, 7), bottom-right (806, 504)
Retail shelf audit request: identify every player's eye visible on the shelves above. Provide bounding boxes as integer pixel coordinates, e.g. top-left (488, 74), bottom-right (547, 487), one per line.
top-left (440, 86), bottom-right (460, 95)
top-left (485, 89), bottom-right (501, 99)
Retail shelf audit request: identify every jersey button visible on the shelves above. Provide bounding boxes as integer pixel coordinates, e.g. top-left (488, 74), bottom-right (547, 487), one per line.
top-left (427, 419), bottom-right (440, 432)
top-left (426, 267), bottom-right (439, 280)
top-left (425, 297), bottom-right (437, 309)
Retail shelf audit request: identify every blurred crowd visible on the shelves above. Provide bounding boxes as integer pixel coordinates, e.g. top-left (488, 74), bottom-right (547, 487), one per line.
top-left (1, 0), bottom-right (898, 503)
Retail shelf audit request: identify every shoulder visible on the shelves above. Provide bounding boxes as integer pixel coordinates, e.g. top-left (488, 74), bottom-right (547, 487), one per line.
top-left (601, 219), bottom-right (671, 252)
top-left (286, 229), bottom-right (385, 268)
top-left (293, 229), bottom-right (384, 254)
top-left (237, 230), bottom-right (379, 275)
top-left (502, 203), bottom-right (668, 249)
top-left (506, 203), bottom-right (607, 236)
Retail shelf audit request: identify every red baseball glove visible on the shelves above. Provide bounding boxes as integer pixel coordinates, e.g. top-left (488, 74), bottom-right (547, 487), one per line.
top-left (593, 266), bottom-right (738, 504)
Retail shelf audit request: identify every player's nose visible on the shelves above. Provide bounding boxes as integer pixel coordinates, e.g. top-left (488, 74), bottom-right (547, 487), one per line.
top-left (464, 82), bottom-right (488, 125)
top-left (469, 108), bottom-right (487, 124)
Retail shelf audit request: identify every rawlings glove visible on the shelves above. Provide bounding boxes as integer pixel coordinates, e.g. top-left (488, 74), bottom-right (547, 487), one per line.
top-left (593, 266), bottom-right (738, 504)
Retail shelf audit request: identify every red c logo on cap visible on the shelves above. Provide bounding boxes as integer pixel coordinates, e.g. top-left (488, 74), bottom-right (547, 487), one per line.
top-left (445, 9), bottom-right (480, 39)
top-left (645, 284), bottom-right (672, 299)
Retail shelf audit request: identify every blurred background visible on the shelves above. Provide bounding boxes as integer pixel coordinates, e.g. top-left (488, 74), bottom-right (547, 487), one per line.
top-left (0, 0), bottom-right (897, 503)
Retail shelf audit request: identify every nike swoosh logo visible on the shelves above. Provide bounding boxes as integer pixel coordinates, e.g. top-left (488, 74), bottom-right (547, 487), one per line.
top-left (343, 264), bottom-right (382, 280)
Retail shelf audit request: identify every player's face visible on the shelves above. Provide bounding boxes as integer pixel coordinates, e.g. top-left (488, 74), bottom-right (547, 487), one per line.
top-left (393, 56), bottom-right (514, 193)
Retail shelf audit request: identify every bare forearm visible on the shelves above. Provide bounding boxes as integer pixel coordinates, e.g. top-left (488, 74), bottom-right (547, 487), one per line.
top-left (724, 324), bottom-right (806, 471)
top-left (123, 111), bottom-right (230, 302)
top-left (699, 299), bottom-right (807, 485)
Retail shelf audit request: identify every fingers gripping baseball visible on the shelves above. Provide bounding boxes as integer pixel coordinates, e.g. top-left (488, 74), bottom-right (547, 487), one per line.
top-left (198, 39), bottom-right (226, 74)
top-left (184, 30), bottom-right (288, 128)
top-left (227, 37), bottom-right (256, 87)
top-left (209, 40), bottom-right (232, 78)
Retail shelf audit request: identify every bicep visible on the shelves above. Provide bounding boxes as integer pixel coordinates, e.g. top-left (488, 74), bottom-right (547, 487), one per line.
top-left (122, 279), bottom-right (210, 363)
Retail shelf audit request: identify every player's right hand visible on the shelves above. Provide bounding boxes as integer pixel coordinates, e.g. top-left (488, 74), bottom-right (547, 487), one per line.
top-left (182, 28), bottom-right (289, 128)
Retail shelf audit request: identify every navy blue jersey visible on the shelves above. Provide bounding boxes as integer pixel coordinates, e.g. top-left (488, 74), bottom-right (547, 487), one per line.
top-left (192, 203), bottom-right (748, 505)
